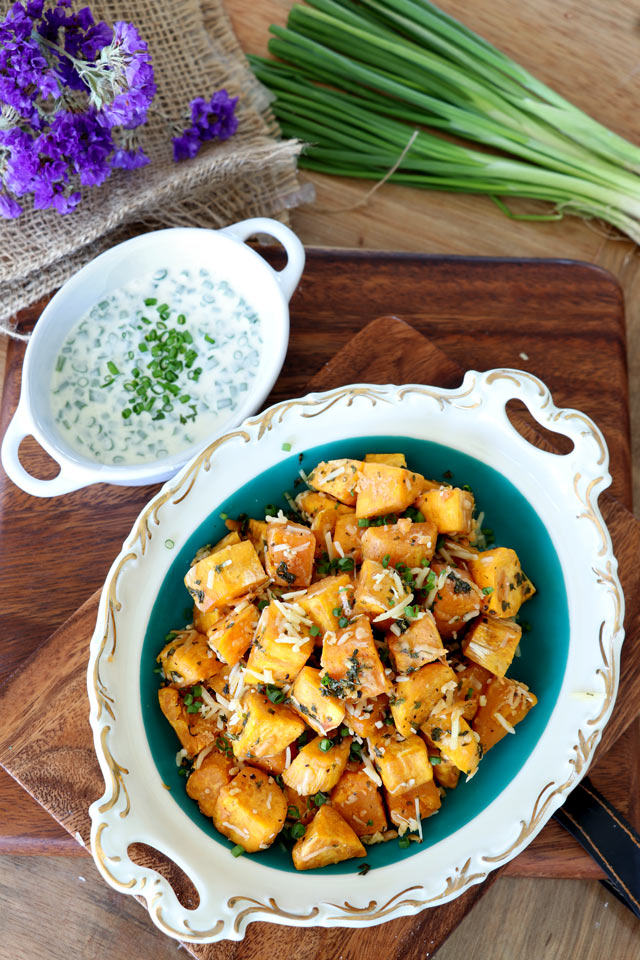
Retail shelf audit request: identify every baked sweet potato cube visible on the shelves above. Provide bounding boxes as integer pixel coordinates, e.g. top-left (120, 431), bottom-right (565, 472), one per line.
top-left (207, 602), bottom-right (259, 666)
top-left (462, 614), bottom-right (522, 677)
top-left (356, 462), bottom-right (425, 518)
top-left (321, 615), bottom-right (390, 699)
top-left (331, 768), bottom-right (387, 836)
top-left (158, 630), bottom-right (224, 688)
top-left (185, 540), bottom-right (268, 611)
top-left (307, 459), bottom-right (363, 506)
top-left (245, 602), bottom-right (313, 685)
top-left (213, 768), bottom-right (286, 852)
top-left (208, 664), bottom-right (230, 697)
top-left (292, 804), bottom-right (366, 870)
top-left (386, 777), bottom-right (441, 832)
top-left (361, 518), bottom-right (437, 568)
top-left (390, 661), bottom-right (458, 737)
top-left (290, 666), bottom-right (345, 734)
top-left (157, 687), bottom-right (218, 757)
top-left (431, 562), bottom-right (482, 639)
top-left (365, 453), bottom-right (407, 468)
top-left (186, 750), bottom-right (234, 817)
top-left (298, 574), bottom-right (353, 635)
top-left (370, 732), bottom-right (433, 796)
top-left (415, 486), bottom-right (474, 536)
top-left (332, 512), bottom-right (363, 561)
top-left (211, 530), bottom-right (241, 553)
top-left (193, 605), bottom-right (227, 634)
top-left (284, 786), bottom-right (316, 825)
top-left (387, 611), bottom-right (445, 674)
top-left (468, 547), bottom-right (536, 618)
top-left (265, 522), bottom-right (316, 588)
top-left (422, 708), bottom-right (481, 777)
top-left (472, 676), bottom-right (537, 753)
top-left (353, 559), bottom-right (410, 620)
top-left (296, 490), bottom-right (352, 521)
top-left (246, 519), bottom-right (268, 557)
top-left (453, 662), bottom-right (493, 722)
top-left (228, 690), bottom-right (305, 759)
top-left (344, 695), bottom-right (389, 738)
top-left (283, 735), bottom-right (350, 795)
top-left (428, 746), bottom-right (460, 790)
top-left (310, 508), bottom-right (338, 554)
top-left (242, 750), bottom-right (288, 777)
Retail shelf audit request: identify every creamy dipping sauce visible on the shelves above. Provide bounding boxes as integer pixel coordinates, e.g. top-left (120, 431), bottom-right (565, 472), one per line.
top-left (50, 267), bottom-right (262, 465)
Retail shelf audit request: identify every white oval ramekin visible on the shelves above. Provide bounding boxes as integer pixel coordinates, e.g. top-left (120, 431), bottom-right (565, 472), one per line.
top-left (1, 218), bottom-right (305, 497)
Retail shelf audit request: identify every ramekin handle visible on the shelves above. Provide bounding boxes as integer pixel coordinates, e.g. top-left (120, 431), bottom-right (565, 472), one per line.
top-left (1, 402), bottom-right (97, 497)
top-left (218, 217), bottom-right (305, 302)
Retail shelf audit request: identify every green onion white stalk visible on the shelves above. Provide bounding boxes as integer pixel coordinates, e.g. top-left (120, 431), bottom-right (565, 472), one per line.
top-left (250, 0), bottom-right (640, 242)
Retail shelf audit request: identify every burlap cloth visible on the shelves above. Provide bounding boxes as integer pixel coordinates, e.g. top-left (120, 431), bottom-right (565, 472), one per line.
top-left (0, 0), bottom-right (304, 333)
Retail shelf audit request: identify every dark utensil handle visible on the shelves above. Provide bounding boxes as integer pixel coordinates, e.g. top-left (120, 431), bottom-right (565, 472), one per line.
top-left (554, 778), bottom-right (640, 919)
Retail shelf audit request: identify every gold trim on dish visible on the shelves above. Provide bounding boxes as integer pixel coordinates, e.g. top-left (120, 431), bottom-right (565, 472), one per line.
top-left (227, 896), bottom-right (320, 933)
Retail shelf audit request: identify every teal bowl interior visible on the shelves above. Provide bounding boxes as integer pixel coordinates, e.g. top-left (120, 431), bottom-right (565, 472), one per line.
top-left (140, 436), bottom-right (569, 874)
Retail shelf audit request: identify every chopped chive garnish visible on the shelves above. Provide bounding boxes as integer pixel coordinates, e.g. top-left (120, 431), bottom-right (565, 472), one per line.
top-left (230, 844), bottom-right (245, 857)
top-left (107, 361), bottom-right (120, 376)
top-left (282, 442), bottom-right (292, 451)
top-left (310, 625), bottom-right (321, 637)
top-left (319, 738), bottom-right (333, 752)
top-left (382, 554), bottom-right (390, 568)
top-left (204, 334), bottom-right (216, 343)
top-left (144, 297), bottom-right (157, 306)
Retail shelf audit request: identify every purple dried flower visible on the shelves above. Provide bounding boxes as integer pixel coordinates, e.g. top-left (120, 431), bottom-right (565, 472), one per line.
top-left (172, 89), bottom-right (238, 162)
top-left (38, 110), bottom-right (114, 187)
top-left (110, 145), bottom-right (149, 170)
top-left (0, 2), bottom-right (59, 120)
top-left (94, 21), bottom-right (155, 129)
top-left (0, 190), bottom-right (21, 217)
top-left (172, 129), bottom-right (201, 162)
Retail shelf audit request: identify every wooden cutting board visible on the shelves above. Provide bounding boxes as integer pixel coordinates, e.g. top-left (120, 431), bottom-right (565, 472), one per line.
top-left (0, 251), bottom-right (633, 880)
top-left (0, 314), bottom-right (638, 960)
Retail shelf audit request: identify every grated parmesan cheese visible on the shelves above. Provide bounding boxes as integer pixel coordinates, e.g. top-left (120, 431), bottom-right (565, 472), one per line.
top-left (323, 464), bottom-right (346, 482)
top-left (193, 745), bottom-right (214, 770)
top-left (372, 592), bottom-right (414, 623)
top-left (324, 530), bottom-right (336, 560)
top-left (415, 797), bottom-right (423, 841)
top-left (494, 711), bottom-right (516, 734)
top-left (266, 510), bottom-right (288, 524)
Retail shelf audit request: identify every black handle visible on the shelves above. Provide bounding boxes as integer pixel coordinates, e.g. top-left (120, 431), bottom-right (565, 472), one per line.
top-left (554, 777), bottom-right (640, 919)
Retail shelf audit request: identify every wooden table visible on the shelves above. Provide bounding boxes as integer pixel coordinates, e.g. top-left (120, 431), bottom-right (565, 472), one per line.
top-left (1, 1), bottom-right (640, 957)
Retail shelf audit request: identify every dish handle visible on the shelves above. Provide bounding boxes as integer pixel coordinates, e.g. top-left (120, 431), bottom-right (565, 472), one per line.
top-left (1, 401), bottom-right (97, 497)
top-left (218, 217), bottom-right (305, 302)
top-left (477, 368), bottom-right (609, 479)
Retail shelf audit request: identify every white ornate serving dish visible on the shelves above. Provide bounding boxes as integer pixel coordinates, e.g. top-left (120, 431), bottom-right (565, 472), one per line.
top-left (87, 371), bottom-right (623, 943)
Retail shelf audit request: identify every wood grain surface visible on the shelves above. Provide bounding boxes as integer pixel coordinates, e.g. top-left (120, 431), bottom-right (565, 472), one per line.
top-left (2, 1), bottom-right (640, 955)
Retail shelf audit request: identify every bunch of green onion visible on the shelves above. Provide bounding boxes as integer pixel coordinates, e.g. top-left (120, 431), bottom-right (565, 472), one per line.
top-left (250, 0), bottom-right (640, 241)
